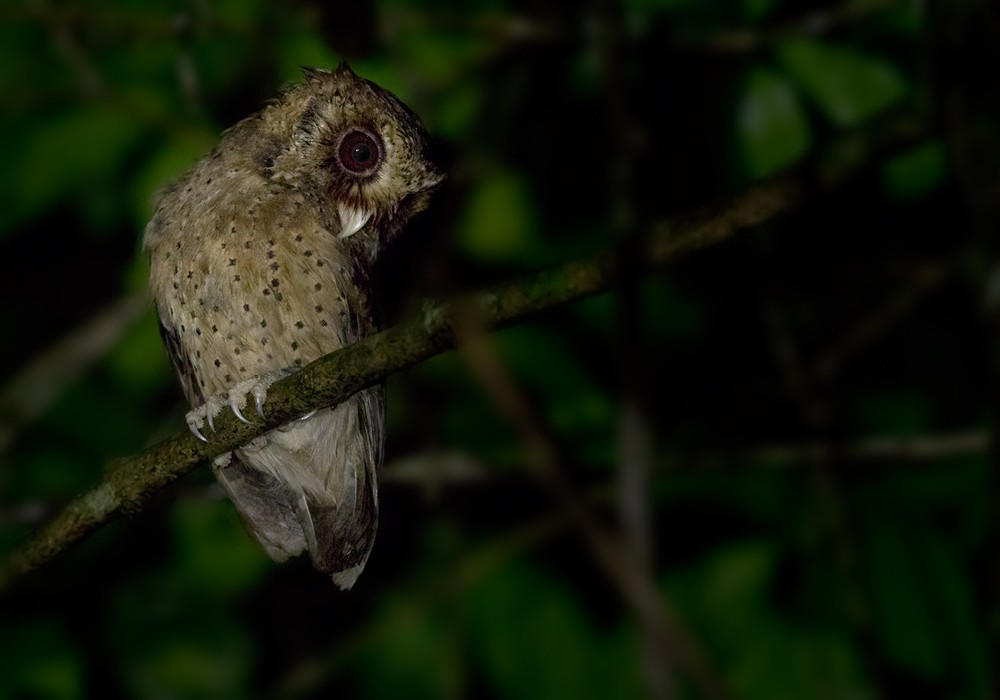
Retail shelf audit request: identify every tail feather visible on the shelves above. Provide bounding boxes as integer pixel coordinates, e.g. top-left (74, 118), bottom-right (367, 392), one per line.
top-left (213, 387), bottom-right (384, 589)
top-left (211, 457), bottom-right (308, 562)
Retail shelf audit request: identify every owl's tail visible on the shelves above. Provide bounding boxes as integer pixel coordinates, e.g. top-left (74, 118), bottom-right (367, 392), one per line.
top-left (212, 388), bottom-right (383, 589)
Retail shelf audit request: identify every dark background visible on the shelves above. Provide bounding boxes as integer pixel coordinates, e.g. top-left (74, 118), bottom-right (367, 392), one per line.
top-left (1, 0), bottom-right (997, 698)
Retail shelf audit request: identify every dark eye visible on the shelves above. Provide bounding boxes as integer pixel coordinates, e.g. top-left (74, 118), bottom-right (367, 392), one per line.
top-left (337, 130), bottom-right (382, 174)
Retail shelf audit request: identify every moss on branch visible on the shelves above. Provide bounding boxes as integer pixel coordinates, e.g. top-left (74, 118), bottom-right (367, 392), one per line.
top-left (3, 172), bottom-right (808, 584)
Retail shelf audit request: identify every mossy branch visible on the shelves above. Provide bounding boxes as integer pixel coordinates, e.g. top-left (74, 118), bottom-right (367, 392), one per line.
top-left (6, 108), bottom-right (918, 585)
top-left (2, 178), bottom-right (793, 582)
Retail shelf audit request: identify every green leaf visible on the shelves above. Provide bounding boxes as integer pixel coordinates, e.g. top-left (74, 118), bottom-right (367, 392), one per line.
top-left (191, 36), bottom-right (259, 100)
top-left (882, 140), bottom-right (947, 199)
top-left (434, 82), bottom-right (484, 141)
top-left (0, 24), bottom-right (45, 98)
top-left (274, 30), bottom-right (341, 84)
top-left (0, 620), bottom-right (84, 700)
top-left (407, 352), bottom-right (520, 463)
top-left (880, 0), bottom-right (925, 36)
top-left (358, 593), bottom-right (464, 700)
top-left (42, 377), bottom-right (152, 454)
top-left (573, 277), bottom-right (705, 342)
top-left (117, 611), bottom-right (253, 700)
top-left (495, 326), bottom-right (616, 464)
top-left (654, 469), bottom-right (792, 522)
top-left (665, 542), bottom-right (872, 699)
top-left (467, 561), bottom-right (640, 700)
top-left (730, 627), bottom-right (872, 700)
top-left (861, 519), bottom-right (946, 677)
top-left (736, 67), bottom-right (812, 178)
top-left (921, 531), bottom-right (993, 696)
top-left (665, 541), bottom-right (779, 655)
top-left (742, 0), bottom-right (779, 22)
top-left (776, 39), bottom-right (907, 128)
top-left (1, 107), bottom-right (146, 234)
top-left (888, 456), bottom-right (990, 549)
top-left (106, 309), bottom-right (175, 396)
top-left (130, 132), bottom-right (217, 230)
top-left (112, 567), bottom-right (255, 700)
top-left (170, 495), bottom-right (273, 597)
top-left (623, 0), bottom-right (698, 12)
top-left (11, 444), bottom-right (99, 500)
top-left (398, 32), bottom-right (491, 86)
top-left (454, 168), bottom-right (540, 262)
top-left (852, 392), bottom-right (932, 436)
top-left (209, 0), bottom-right (267, 30)
top-left (571, 45), bottom-right (602, 96)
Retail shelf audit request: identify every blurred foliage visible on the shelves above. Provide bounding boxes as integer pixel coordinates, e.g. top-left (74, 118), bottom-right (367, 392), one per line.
top-left (1, 0), bottom-right (998, 698)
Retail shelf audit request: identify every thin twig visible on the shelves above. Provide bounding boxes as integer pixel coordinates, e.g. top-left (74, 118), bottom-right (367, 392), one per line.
top-left (594, 0), bottom-right (669, 694)
top-left (815, 262), bottom-right (951, 382)
top-left (380, 430), bottom-right (991, 487)
top-left (763, 294), bottom-right (883, 697)
top-left (678, 0), bottom-right (898, 53)
top-left (455, 310), bottom-right (731, 700)
top-left (681, 430), bottom-right (990, 469)
top-left (0, 292), bottom-right (149, 454)
top-left (381, 8), bottom-right (563, 43)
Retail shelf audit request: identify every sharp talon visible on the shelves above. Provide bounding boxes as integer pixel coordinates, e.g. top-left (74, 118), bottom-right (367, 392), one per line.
top-left (299, 409), bottom-right (318, 421)
top-left (189, 424), bottom-right (208, 442)
top-left (231, 403), bottom-right (252, 424)
top-left (207, 411), bottom-right (215, 432)
top-left (256, 393), bottom-right (266, 419)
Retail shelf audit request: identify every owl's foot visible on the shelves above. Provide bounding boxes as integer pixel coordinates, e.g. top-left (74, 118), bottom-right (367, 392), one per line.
top-left (185, 369), bottom-right (299, 442)
top-left (186, 394), bottom-right (229, 442)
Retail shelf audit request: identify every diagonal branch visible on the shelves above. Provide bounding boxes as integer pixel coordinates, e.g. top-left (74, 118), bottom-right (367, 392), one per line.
top-left (0, 292), bottom-right (149, 454)
top-left (5, 105), bottom-right (921, 585)
top-left (2, 178), bottom-right (795, 584)
top-left (0, 97), bottom-right (925, 590)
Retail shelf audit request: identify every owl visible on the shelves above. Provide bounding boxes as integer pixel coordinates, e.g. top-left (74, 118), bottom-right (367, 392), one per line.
top-left (143, 65), bottom-right (443, 588)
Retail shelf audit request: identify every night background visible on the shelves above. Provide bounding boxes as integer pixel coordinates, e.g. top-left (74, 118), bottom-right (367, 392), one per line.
top-left (0, 0), bottom-right (997, 698)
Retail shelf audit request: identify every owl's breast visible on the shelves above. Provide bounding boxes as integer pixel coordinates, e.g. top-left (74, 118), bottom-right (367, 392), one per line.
top-left (149, 180), bottom-right (377, 401)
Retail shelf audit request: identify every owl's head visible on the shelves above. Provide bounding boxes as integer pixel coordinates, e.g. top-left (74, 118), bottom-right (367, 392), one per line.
top-left (263, 64), bottom-right (444, 244)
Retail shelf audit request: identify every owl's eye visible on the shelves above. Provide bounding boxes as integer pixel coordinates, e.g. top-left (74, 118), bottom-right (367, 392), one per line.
top-left (337, 130), bottom-right (382, 175)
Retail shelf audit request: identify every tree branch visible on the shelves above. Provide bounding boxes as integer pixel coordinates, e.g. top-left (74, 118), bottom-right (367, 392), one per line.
top-left (0, 185), bottom-right (798, 587)
top-left (1, 178), bottom-right (794, 585)
top-left (0, 292), bottom-right (148, 454)
top-left (6, 102), bottom-right (921, 585)
top-left (0, 106), bottom-right (923, 590)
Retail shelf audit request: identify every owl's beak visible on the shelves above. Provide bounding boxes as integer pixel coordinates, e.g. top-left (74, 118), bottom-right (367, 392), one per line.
top-left (337, 204), bottom-right (372, 238)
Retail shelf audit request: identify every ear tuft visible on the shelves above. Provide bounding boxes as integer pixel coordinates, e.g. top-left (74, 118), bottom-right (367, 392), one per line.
top-left (301, 66), bottom-right (333, 82)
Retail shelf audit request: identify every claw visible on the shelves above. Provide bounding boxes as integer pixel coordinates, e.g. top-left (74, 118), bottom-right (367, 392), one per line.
top-left (206, 410), bottom-right (215, 432)
top-left (299, 409), bottom-right (318, 421)
top-left (189, 422), bottom-right (208, 442)
top-left (231, 402), bottom-right (252, 424)
top-left (255, 391), bottom-right (266, 419)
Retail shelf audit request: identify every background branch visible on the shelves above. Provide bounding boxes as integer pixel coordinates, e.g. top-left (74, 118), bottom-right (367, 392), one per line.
top-left (0, 292), bottom-right (148, 454)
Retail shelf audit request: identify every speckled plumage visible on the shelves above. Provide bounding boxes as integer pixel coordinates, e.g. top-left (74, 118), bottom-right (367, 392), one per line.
top-left (144, 65), bottom-right (442, 588)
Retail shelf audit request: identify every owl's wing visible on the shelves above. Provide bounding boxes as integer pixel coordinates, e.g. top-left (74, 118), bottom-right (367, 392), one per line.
top-left (157, 316), bottom-right (204, 406)
top-left (219, 387), bottom-right (383, 589)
